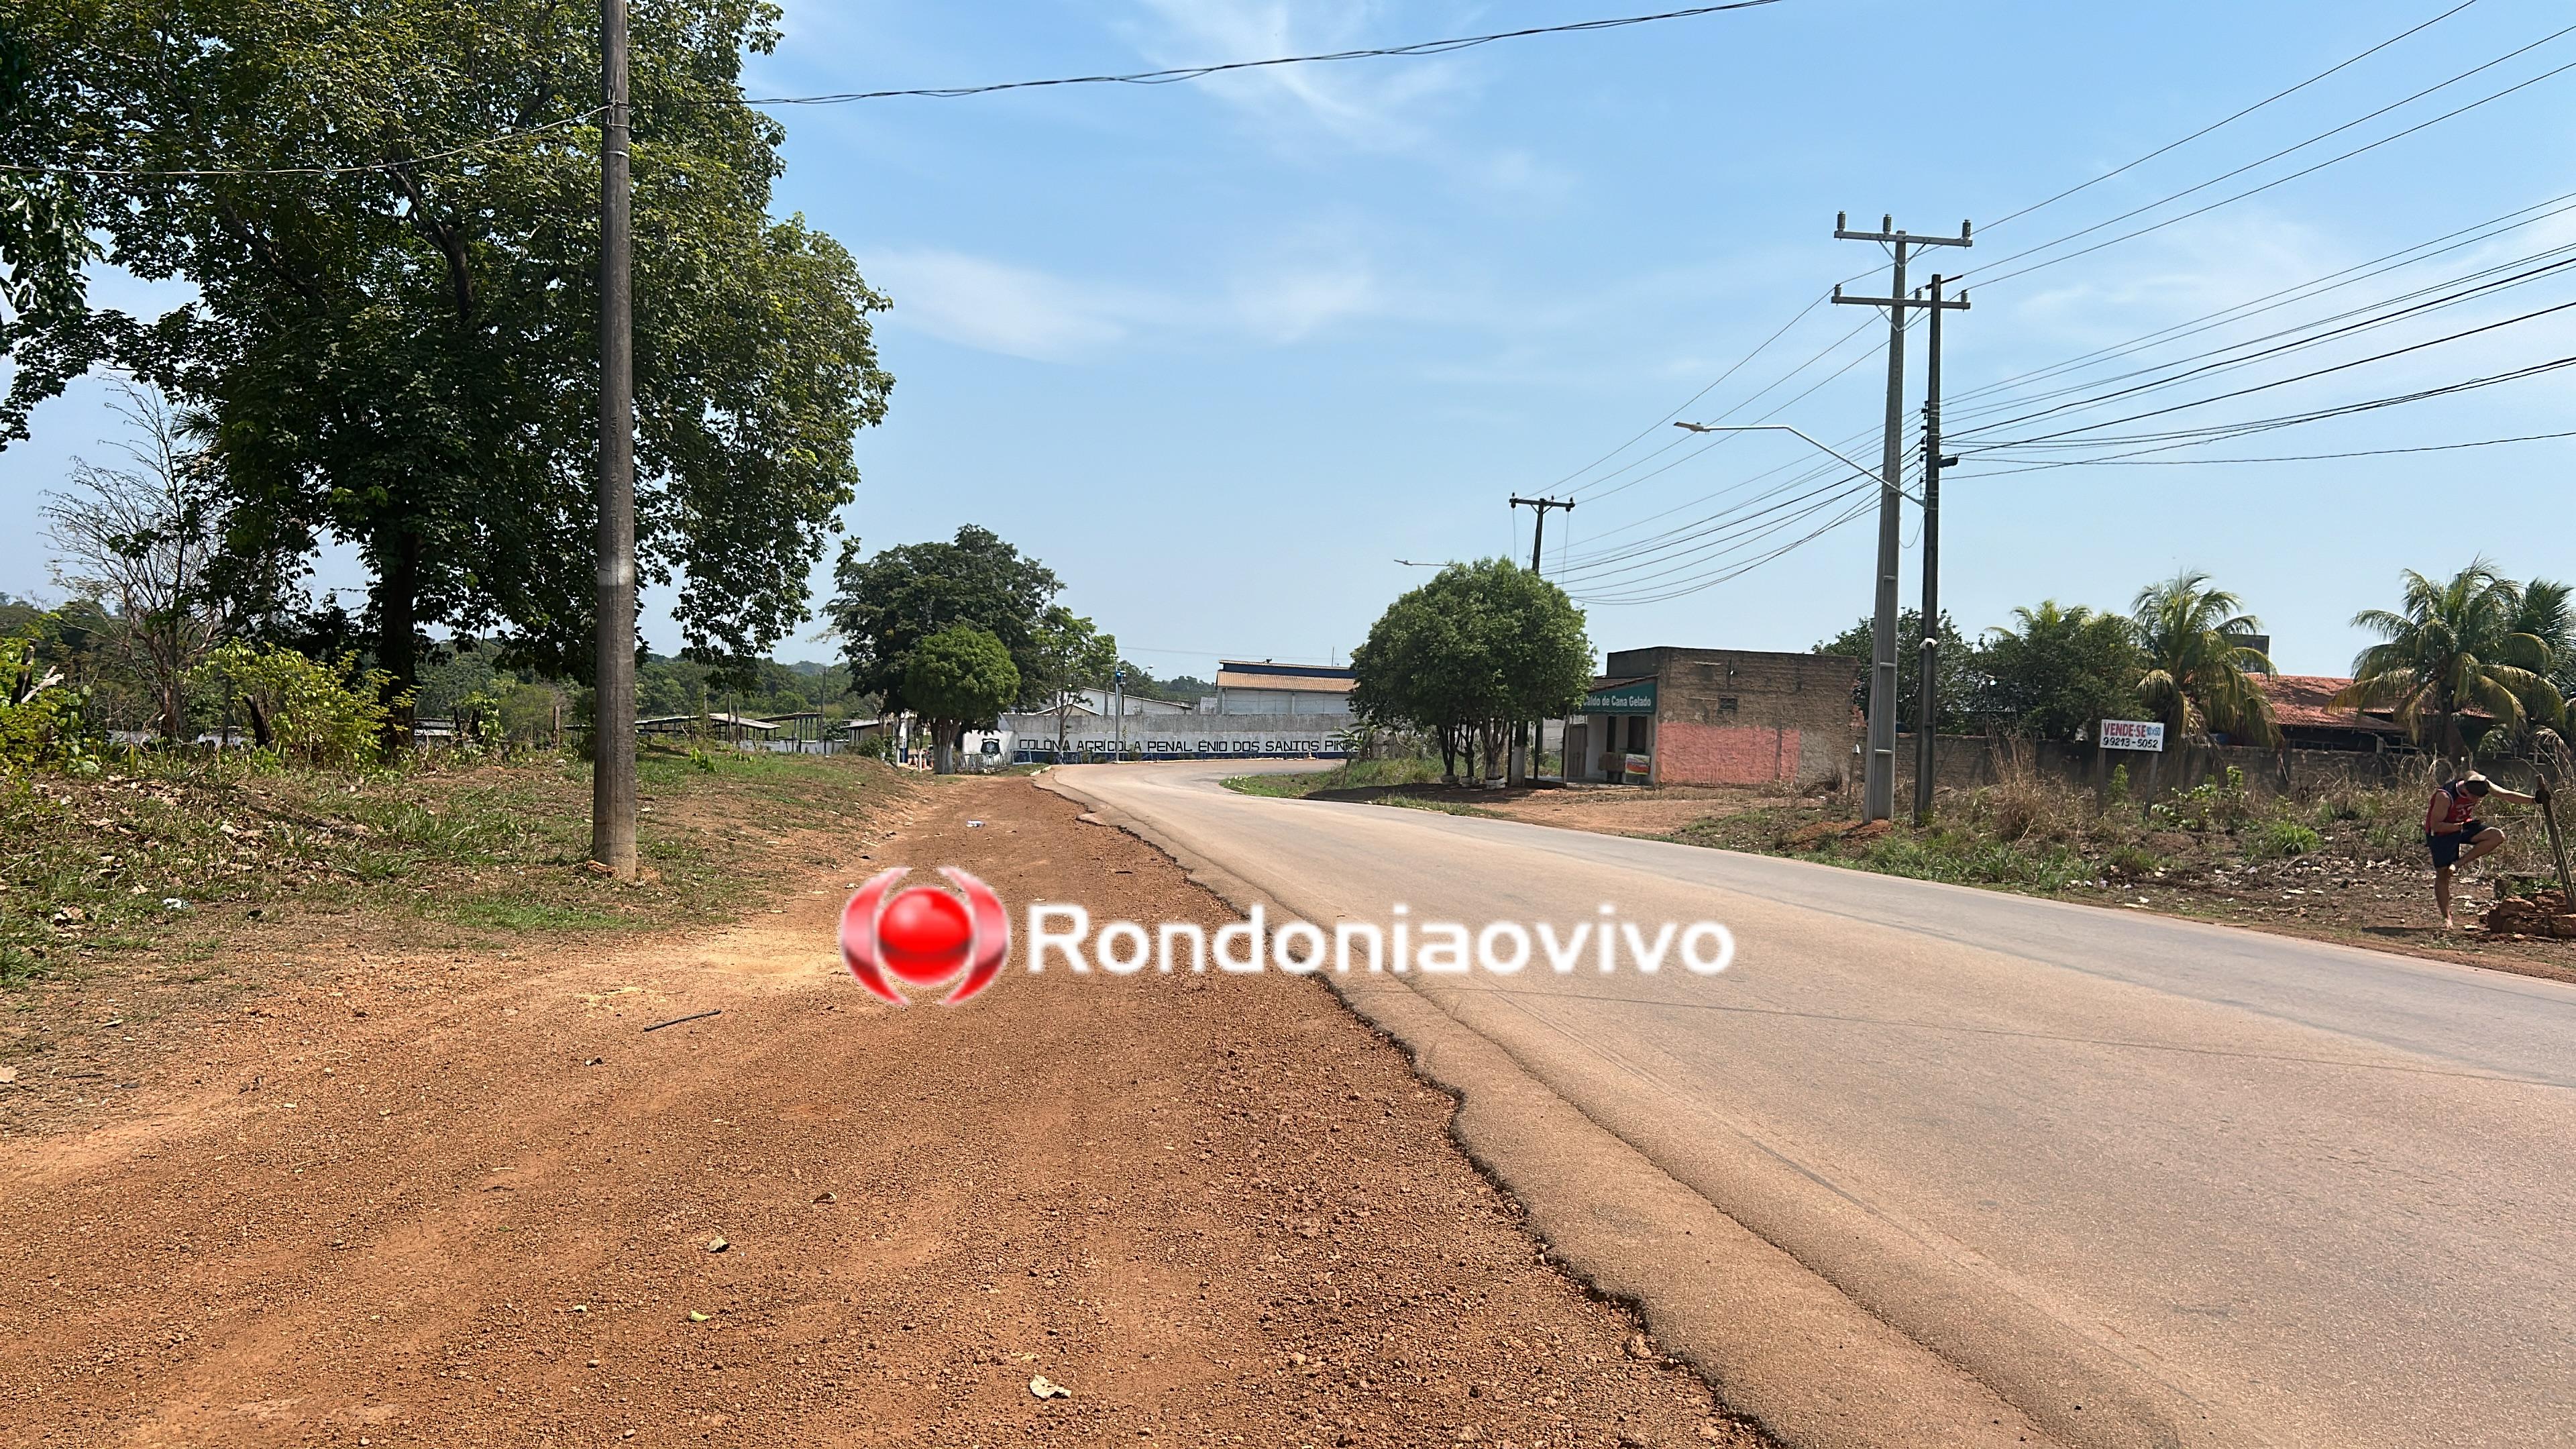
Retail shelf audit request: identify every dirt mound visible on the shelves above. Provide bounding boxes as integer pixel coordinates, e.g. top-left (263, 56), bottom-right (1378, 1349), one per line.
top-left (1778, 818), bottom-right (1890, 851)
top-left (2485, 889), bottom-right (2576, 938)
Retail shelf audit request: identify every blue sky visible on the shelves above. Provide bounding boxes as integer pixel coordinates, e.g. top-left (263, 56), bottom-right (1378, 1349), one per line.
top-left (7, 0), bottom-right (2574, 679)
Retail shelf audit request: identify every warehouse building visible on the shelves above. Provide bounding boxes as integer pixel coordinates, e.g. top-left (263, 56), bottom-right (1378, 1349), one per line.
top-left (1209, 659), bottom-right (1357, 716)
top-left (1566, 647), bottom-right (1858, 788)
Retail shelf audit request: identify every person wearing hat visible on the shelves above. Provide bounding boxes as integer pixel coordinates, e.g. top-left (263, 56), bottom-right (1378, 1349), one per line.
top-left (2424, 770), bottom-right (2551, 928)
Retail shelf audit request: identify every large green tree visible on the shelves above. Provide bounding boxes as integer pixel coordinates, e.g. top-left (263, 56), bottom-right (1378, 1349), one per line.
top-left (1979, 601), bottom-right (2144, 742)
top-left (2131, 570), bottom-right (2278, 745)
top-left (1812, 608), bottom-right (1982, 735)
top-left (2, 0), bottom-right (891, 704)
top-left (2337, 561), bottom-right (2563, 759)
top-left (903, 624), bottom-right (1018, 774)
top-left (1350, 559), bottom-right (1591, 783)
top-left (824, 525), bottom-right (1065, 716)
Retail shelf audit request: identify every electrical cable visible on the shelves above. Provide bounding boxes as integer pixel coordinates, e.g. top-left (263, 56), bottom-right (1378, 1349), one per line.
top-left (1954, 47), bottom-right (2576, 292)
top-left (1982, 0), bottom-right (2483, 231)
top-left (739, 2), bottom-right (1788, 105)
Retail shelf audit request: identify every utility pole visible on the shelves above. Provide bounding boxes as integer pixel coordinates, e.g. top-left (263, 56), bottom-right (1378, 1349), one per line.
top-left (590, 0), bottom-right (638, 879)
top-left (1508, 496), bottom-right (1575, 786)
top-left (1915, 273), bottom-right (1966, 826)
top-left (1832, 213), bottom-right (1969, 822)
top-left (1509, 495), bottom-right (1575, 572)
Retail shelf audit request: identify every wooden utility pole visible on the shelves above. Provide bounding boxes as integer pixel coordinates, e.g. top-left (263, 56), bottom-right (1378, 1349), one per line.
top-left (1833, 214), bottom-right (1969, 822)
top-left (590, 0), bottom-right (638, 879)
top-left (1915, 272), bottom-right (1966, 825)
top-left (1508, 495), bottom-right (1575, 787)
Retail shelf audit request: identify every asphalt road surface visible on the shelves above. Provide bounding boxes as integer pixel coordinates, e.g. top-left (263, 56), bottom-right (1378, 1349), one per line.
top-left (1058, 761), bottom-right (2576, 1449)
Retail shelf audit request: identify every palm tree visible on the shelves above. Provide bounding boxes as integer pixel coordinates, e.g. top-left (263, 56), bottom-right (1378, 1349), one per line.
top-left (2335, 561), bottom-right (2564, 758)
top-left (2131, 570), bottom-right (2279, 745)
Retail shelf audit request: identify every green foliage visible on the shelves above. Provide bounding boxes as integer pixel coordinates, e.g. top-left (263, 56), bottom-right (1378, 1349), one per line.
top-left (2151, 765), bottom-right (2254, 834)
top-left (1027, 608), bottom-right (1120, 710)
top-left (2104, 844), bottom-right (2161, 877)
top-left (1812, 608), bottom-right (1983, 733)
top-left (1, 631), bottom-right (98, 773)
top-left (1222, 757), bottom-right (1440, 798)
top-left (2340, 559), bottom-right (2565, 759)
top-left (9, 0), bottom-right (892, 692)
top-left (2257, 820), bottom-right (2323, 859)
top-left (1847, 828), bottom-right (2092, 894)
top-left (198, 642), bottom-right (402, 767)
top-left (902, 625), bottom-right (1020, 772)
top-left (825, 525), bottom-right (1064, 715)
top-left (1349, 558), bottom-right (1591, 782)
top-left (2131, 570), bottom-right (2278, 745)
top-left (1980, 600), bottom-right (2145, 741)
top-left (2107, 761), bottom-right (2131, 806)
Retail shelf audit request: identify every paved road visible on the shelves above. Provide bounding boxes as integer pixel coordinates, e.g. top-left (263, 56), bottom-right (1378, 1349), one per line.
top-left (1059, 761), bottom-right (2576, 1449)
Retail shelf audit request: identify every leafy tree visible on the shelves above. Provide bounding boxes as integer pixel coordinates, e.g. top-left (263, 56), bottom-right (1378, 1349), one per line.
top-left (902, 625), bottom-right (1018, 773)
top-left (198, 641), bottom-right (402, 765)
top-left (5, 0), bottom-right (892, 708)
top-left (2131, 570), bottom-right (2278, 745)
top-left (39, 384), bottom-right (231, 741)
top-left (2501, 577), bottom-right (2576, 745)
top-left (824, 525), bottom-right (1063, 715)
top-left (2337, 561), bottom-right (2563, 759)
top-left (1979, 601), bottom-right (2145, 742)
top-left (1024, 606), bottom-right (1118, 755)
top-left (1158, 674), bottom-right (1215, 702)
top-left (0, 15), bottom-right (96, 384)
top-left (1811, 608), bottom-right (1981, 734)
top-left (1350, 559), bottom-right (1590, 784)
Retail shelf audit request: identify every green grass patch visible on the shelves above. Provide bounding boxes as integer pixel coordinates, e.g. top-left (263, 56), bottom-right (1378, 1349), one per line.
top-left (435, 896), bottom-right (627, 934)
top-left (0, 743), bottom-right (898, 989)
top-left (1222, 757), bottom-right (1440, 798)
top-left (1374, 792), bottom-right (1508, 820)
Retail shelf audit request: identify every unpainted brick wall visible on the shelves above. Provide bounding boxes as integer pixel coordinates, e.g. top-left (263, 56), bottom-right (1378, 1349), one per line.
top-left (1656, 720), bottom-right (1813, 785)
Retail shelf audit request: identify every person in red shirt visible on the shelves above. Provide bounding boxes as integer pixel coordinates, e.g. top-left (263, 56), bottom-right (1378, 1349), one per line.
top-left (2424, 771), bottom-right (2548, 928)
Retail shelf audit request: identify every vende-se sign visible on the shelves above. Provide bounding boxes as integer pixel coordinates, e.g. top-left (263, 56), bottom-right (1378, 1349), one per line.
top-left (2100, 719), bottom-right (2165, 752)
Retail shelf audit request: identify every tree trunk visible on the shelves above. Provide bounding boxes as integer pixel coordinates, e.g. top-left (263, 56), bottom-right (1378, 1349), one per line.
top-left (375, 525), bottom-right (424, 749)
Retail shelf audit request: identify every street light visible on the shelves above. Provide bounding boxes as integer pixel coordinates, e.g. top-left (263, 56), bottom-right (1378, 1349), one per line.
top-left (1672, 422), bottom-right (1921, 505)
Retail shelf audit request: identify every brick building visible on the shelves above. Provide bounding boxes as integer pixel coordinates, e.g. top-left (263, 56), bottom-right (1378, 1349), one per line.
top-left (1565, 647), bottom-right (1859, 787)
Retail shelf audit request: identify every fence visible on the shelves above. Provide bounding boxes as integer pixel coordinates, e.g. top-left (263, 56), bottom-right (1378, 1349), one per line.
top-left (1894, 733), bottom-right (2535, 800)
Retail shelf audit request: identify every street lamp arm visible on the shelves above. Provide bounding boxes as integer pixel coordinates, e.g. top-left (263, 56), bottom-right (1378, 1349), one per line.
top-left (1673, 422), bottom-right (1923, 505)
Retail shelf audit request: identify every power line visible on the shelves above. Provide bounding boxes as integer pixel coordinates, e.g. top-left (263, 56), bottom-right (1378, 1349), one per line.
top-left (1958, 295), bottom-right (2576, 450)
top-left (1934, 189), bottom-right (2576, 421)
top-left (1956, 44), bottom-right (2576, 291)
top-left (1965, 429), bottom-right (2576, 469)
top-left (1963, 353), bottom-right (2576, 460)
top-left (1950, 246), bottom-right (2576, 439)
top-left (1983, 0), bottom-right (2483, 230)
top-left (12, 2), bottom-right (1793, 180)
top-left (737, 2), bottom-right (1789, 105)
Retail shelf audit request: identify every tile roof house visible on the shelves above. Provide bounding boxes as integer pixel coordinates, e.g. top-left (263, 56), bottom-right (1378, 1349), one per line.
top-left (2258, 675), bottom-right (2409, 751)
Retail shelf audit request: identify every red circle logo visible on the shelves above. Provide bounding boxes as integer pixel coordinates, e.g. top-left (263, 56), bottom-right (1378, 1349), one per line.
top-left (840, 868), bottom-right (1010, 1006)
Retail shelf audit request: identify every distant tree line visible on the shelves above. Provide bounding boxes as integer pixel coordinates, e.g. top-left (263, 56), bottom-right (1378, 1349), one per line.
top-left (1820, 561), bottom-right (2574, 761)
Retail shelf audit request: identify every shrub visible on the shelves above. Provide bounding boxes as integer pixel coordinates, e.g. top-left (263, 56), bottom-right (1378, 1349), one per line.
top-left (198, 642), bottom-right (404, 768)
top-left (2152, 765), bottom-right (2253, 833)
top-left (2258, 820), bottom-right (2322, 859)
top-left (2105, 844), bottom-right (2160, 877)
top-left (1, 633), bottom-right (99, 775)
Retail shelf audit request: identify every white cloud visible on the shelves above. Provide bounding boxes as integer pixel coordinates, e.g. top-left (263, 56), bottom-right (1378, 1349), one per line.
top-left (1120, 0), bottom-right (1475, 153)
top-left (865, 241), bottom-right (1398, 361)
top-left (862, 250), bottom-right (1151, 362)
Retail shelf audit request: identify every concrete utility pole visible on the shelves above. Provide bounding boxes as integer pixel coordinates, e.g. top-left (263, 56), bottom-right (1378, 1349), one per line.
top-left (1915, 273), bottom-right (1966, 826)
top-left (1507, 496), bottom-right (1575, 786)
top-left (590, 0), bottom-right (638, 879)
top-left (1833, 214), bottom-right (1969, 822)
